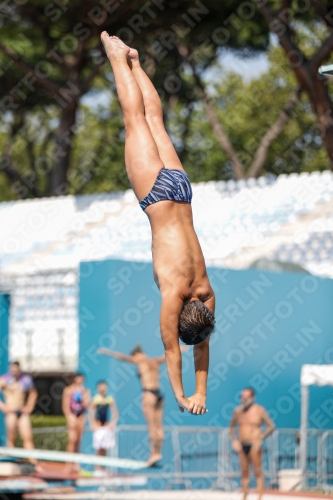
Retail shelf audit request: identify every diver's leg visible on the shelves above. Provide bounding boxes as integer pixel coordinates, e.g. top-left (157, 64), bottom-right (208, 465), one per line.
top-left (18, 414), bottom-right (34, 450)
top-left (250, 446), bottom-right (264, 500)
top-left (18, 414), bottom-right (39, 466)
top-left (238, 449), bottom-right (250, 500)
top-left (65, 414), bottom-right (81, 472)
top-left (101, 32), bottom-right (164, 201)
top-left (75, 414), bottom-right (85, 453)
top-left (5, 413), bottom-right (18, 447)
top-left (152, 402), bottom-right (164, 459)
top-left (142, 392), bottom-right (162, 466)
top-left (66, 414), bottom-right (79, 453)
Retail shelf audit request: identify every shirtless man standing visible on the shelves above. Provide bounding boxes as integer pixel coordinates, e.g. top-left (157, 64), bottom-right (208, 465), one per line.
top-left (99, 345), bottom-right (186, 466)
top-left (229, 387), bottom-right (275, 500)
top-left (100, 33), bottom-right (215, 416)
top-left (0, 361), bottom-right (37, 451)
top-left (62, 373), bottom-right (90, 461)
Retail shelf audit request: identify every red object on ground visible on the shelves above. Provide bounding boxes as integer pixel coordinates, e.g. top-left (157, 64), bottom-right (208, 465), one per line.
top-left (33, 462), bottom-right (79, 481)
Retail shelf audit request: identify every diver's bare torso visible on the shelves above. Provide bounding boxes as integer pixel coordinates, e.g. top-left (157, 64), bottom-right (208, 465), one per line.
top-left (137, 357), bottom-right (160, 390)
top-left (234, 404), bottom-right (265, 444)
top-left (145, 201), bottom-right (213, 306)
top-left (2, 381), bottom-right (27, 411)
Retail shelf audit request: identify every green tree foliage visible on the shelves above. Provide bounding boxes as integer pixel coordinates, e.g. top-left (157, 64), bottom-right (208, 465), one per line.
top-left (0, 1), bottom-right (332, 202)
top-left (69, 101), bottom-right (128, 195)
top-left (0, 45), bottom-right (331, 202)
top-left (170, 46), bottom-right (331, 181)
top-left (0, 0), bottom-right (270, 199)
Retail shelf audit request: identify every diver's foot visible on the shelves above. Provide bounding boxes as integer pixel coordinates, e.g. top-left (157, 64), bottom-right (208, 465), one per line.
top-left (147, 453), bottom-right (162, 467)
top-left (100, 32), bottom-right (130, 61)
top-left (109, 36), bottom-right (139, 63)
top-left (128, 47), bottom-right (139, 61)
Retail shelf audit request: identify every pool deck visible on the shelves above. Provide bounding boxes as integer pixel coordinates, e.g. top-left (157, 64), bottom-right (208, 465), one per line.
top-left (23, 489), bottom-right (333, 500)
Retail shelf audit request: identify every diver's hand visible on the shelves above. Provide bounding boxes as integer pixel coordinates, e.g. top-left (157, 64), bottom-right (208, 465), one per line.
top-left (188, 393), bottom-right (207, 415)
top-left (178, 394), bottom-right (207, 415)
top-left (21, 405), bottom-right (32, 415)
top-left (232, 440), bottom-right (242, 453)
top-left (1, 405), bottom-right (11, 415)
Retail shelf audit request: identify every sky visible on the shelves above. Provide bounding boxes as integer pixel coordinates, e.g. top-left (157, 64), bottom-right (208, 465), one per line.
top-left (216, 51), bottom-right (270, 82)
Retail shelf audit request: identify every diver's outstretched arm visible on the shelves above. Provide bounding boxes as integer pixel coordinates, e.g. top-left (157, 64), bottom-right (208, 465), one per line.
top-left (98, 348), bottom-right (135, 363)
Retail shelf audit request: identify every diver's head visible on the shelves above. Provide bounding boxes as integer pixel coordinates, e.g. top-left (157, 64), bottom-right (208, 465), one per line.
top-left (241, 387), bottom-right (255, 409)
top-left (178, 301), bottom-right (215, 345)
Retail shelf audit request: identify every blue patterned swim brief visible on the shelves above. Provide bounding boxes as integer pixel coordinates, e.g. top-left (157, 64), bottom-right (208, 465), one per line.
top-left (139, 168), bottom-right (192, 211)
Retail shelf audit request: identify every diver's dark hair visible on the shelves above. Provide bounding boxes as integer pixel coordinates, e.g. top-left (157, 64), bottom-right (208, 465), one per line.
top-left (178, 301), bottom-right (215, 345)
top-left (243, 387), bottom-right (255, 397)
top-left (11, 361), bottom-right (20, 367)
top-left (74, 372), bottom-right (85, 379)
top-left (131, 345), bottom-right (143, 355)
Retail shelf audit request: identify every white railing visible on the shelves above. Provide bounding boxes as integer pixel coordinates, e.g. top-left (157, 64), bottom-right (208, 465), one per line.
top-left (319, 430), bottom-right (333, 492)
top-left (31, 425), bottom-right (332, 490)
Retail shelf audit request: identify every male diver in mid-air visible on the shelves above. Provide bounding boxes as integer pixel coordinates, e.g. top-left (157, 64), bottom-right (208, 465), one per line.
top-left (100, 33), bottom-right (215, 415)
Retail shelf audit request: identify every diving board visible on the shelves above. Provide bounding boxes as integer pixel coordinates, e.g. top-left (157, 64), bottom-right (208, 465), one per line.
top-left (76, 475), bottom-right (147, 487)
top-left (0, 477), bottom-right (48, 492)
top-left (0, 447), bottom-right (148, 470)
top-left (23, 490), bottom-right (333, 500)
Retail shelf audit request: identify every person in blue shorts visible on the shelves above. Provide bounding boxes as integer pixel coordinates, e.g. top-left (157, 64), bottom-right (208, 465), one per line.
top-left (100, 33), bottom-right (215, 416)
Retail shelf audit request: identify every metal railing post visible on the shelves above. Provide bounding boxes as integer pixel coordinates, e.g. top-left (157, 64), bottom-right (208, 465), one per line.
top-left (273, 429), bottom-right (279, 488)
top-left (172, 427), bottom-right (182, 479)
top-left (300, 384), bottom-right (309, 489)
top-left (217, 428), bottom-right (224, 488)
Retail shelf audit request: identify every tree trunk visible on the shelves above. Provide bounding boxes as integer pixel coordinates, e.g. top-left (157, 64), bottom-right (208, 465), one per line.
top-left (50, 100), bottom-right (78, 196)
top-left (254, 0), bottom-right (333, 171)
top-left (203, 98), bottom-right (245, 179)
top-left (246, 89), bottom-right (301, 178)
top-left (311, 77), bottom-right (333, 170)
top-left (291, 67), bottom-right (333, 170)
